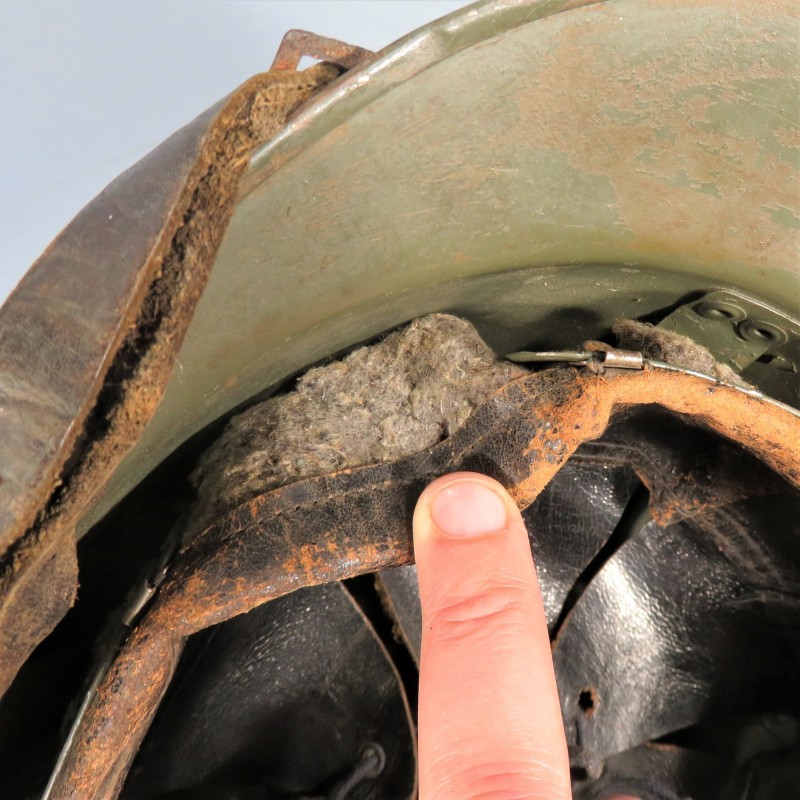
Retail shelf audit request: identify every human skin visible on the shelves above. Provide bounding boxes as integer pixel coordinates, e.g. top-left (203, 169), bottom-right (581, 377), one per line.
top-left (413, 472), bottom-right (634, 800)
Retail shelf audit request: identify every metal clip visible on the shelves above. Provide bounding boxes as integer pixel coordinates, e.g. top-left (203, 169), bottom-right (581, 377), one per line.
top-left (582, 341), bottom-right (645, 370)
top-left (505, 349), bottom-right (593, 365)
top-left (505, 343), bottom-right (644, 371)
top-left (271, 30), bottom-right (373, 72)
top-left (121, 561), bottom-right (170, 628)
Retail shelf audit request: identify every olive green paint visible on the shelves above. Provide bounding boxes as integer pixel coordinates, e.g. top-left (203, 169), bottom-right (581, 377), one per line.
top-left (80, 0), bottom-right (800, 533)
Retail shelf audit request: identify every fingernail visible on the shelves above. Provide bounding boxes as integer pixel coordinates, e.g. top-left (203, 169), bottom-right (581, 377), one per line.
top-left (429, 480), bottom-right (508, 538)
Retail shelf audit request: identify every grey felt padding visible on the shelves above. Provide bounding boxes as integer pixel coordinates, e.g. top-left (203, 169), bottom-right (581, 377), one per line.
top-left (613, 319), bottom-right (750, 388)
top-left (188, 314), bottom-right (526, 537)
top-left (189, 314), bottom-right (749, 539)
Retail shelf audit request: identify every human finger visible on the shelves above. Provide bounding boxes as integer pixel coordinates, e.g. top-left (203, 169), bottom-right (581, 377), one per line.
top-left (413, 472), bottom-right (571, 800)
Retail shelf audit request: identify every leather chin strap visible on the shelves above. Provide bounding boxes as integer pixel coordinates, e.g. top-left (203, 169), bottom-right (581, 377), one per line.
top-left (47, 363), bottom-right (800, 799)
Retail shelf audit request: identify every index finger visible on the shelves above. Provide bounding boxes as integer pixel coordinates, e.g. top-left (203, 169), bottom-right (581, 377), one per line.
top-left (413, 472), bottom-right (571, 800)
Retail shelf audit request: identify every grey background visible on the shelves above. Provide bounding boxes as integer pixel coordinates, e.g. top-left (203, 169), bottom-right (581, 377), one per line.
top-left (0, 0), bottom-right (471, 303)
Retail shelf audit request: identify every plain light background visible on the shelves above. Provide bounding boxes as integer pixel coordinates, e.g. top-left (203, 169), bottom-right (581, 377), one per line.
top-left (0, 0), bottom-right (472, 304)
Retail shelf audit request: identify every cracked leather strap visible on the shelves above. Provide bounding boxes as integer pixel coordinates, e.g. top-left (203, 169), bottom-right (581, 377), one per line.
top-left (0, 63), bottom-right (341, 699)
top-left (49, 364), bottom-right (800, 799)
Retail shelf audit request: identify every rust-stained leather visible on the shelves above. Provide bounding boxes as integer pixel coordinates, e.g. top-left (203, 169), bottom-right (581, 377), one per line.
top-left (378, 458), bottom-right (640, 661)
top-left (47, 364), bottom-right (800, 799)
top-left (124, 582), bottom-right (417, 799)
top-left (0, 63), bottom-right (341, 700)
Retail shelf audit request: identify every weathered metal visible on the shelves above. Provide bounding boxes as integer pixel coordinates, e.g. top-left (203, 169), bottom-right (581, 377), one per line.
top-left (271, 29), bottom-right (374, 72)
top-left (658, 288), bottom-right (800, 387)
top-left (0, 64), bottom-right (341, 699)
top-left (46, 362), bottom-right (800, 799)
top-left (86, 0), bottom-right (800, 539)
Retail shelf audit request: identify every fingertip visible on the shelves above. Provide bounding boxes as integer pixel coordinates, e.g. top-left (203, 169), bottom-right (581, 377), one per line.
top-left (413, 472), bottom-right (518, 544)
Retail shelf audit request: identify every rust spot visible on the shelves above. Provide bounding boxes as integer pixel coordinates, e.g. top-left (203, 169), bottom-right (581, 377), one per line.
top-left (578, 687), bottom-right (598, 718)
top-left (508, 0), bottom-right (799, 269)
top-left (271, 29), bottom-right (373, 72)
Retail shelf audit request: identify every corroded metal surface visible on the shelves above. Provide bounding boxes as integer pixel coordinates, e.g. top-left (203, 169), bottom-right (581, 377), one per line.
top-left (0, 64), bottom-right (341, 699)
top-left (47, 364), bottom-right (800, 799)
top-left (271, 29), bottom-right (374, 72)
top-left (91, 0), bottom-right (800, 542)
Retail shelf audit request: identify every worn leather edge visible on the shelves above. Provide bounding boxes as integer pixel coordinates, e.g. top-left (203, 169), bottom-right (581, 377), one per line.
top-left (0, 63), bottom-right (341, 700)
top-left (49, 365), bottom-right (800, 799)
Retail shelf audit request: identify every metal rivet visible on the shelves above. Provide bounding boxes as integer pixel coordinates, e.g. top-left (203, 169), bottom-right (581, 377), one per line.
top-left (761, 354), bottom-right (796, 373)
top-left (693, 300), bottom-right (747, 322)
top-left (738, 319), bottom-right (789, 345)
